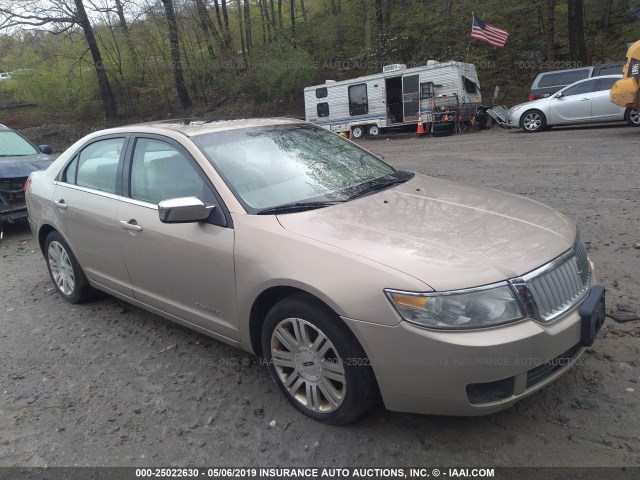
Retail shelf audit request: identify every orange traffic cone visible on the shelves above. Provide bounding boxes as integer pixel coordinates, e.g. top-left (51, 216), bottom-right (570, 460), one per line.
top-left (416, 116), bottom-right (425, 135)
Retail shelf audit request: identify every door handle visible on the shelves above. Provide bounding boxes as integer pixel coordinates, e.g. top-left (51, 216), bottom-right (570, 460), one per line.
top-left (119, 220), bottom-right (143, 232)
top-left (580, 98), bottom-right (590, 101)
top-left (54, 199), bottom-right (68, 210)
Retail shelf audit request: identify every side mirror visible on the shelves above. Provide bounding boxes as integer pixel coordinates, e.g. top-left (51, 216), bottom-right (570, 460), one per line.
top-left (39, 145), bottom-right (52, 154)
top-left (158, 197), bottom-right (214, 224)
top-left (554, 92), bottom-right (564, 99)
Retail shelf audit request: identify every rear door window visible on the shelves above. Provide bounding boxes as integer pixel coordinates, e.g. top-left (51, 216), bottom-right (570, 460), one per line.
top-left (62, 137), bottom-right (125, 194)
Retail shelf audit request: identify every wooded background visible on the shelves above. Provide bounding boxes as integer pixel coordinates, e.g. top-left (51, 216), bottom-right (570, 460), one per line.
top-left (0, 0), bottom-right (638, 122)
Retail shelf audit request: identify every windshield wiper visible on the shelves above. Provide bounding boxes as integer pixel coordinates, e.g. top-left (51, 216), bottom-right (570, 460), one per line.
top-left (257, 200), bottom-right (344, 215)
top-left (348, 173), bottom-right (410, 200)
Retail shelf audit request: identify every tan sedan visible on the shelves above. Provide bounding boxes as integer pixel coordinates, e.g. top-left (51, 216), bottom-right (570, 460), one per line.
top-left (25, 118), bottom-right (605, 424)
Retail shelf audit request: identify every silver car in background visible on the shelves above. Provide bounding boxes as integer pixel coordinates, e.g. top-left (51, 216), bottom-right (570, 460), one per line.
top-left (508, 74), bottom-right (640, 132)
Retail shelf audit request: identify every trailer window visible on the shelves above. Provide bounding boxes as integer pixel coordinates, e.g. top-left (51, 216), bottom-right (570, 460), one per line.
top-left (317, 102), bottom-right (329, 117)
top-left (462, 76), bottom-right (477, 94)
top-left (316, 87), bottom-right (328, 98)
top-left (420, 82), bottom-right (434, 99)
top-left (348, 84), bottom-right (368, 116)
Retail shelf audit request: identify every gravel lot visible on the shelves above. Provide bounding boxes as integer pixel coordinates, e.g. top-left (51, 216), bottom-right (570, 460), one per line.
top-left (1, 123), bottom-right (639, 468)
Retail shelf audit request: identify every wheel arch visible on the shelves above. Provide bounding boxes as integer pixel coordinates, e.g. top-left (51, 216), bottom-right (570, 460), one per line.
top-left (248, 285), bottom-right (360, 358)
top-left (37, 223), bottom-right (58, 255)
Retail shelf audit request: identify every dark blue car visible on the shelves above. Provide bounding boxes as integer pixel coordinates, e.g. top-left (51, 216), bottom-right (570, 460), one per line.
top-left (0, 124), bottom-right (53, 228)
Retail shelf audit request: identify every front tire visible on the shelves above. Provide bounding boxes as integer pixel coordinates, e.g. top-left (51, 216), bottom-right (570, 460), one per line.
top-left (520, 110), bottom-right (547, 132)
top-left (44, 231), bottom-right (93, 304)
top-left (626, 108), bottom-right (640, 127)
top-left (261, 295), bottom-right (379, 425)
top-left (351, 126), bottom-right (364, 139)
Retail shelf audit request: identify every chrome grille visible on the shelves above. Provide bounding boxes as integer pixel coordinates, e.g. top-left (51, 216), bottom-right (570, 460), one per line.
top-left (511, 234), bottom-right (591, 322)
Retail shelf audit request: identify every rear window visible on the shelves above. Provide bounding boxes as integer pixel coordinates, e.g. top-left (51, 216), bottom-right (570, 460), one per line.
top-left (537, 69), bottom-right (591, 88)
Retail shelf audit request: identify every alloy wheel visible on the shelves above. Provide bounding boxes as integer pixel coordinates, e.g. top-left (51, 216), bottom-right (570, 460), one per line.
top-left (270, 317), bottom-right (346, 413)
top-left (48, 241), bottom-right (75, 296)
top-left (523, 112), bottom-right (542, 131)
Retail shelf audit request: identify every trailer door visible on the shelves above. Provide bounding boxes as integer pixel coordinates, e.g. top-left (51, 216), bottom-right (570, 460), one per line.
top-left (402, 74), bottom-right (420, 121)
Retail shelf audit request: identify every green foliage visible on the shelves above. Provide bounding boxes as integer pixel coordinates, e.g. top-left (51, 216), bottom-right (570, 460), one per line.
top-left (0, 0), bottom-right (638, 120)
top-left (245, 42), bottom-right (318, 103)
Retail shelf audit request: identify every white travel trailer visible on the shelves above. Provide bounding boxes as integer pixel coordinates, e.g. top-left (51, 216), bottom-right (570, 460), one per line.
top-left (304, 61), bottom-right (482, 137)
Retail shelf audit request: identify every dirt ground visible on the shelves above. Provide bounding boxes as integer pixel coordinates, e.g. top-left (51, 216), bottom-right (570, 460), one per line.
top-left (0, 123), bottom-right (639, 468)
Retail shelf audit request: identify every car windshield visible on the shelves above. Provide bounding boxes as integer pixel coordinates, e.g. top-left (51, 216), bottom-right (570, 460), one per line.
top-left (192, 124), bottom-right (398, 212)
top-left (0, 131), bottom-right (38, 157)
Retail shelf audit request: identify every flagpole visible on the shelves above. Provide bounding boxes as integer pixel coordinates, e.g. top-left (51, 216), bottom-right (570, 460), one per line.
top-left (466, 13), bottom-right (474, 65)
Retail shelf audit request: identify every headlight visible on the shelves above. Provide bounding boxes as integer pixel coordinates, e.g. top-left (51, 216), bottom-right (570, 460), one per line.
top-left (509, 104), bottom-right (525, 115)
top-left (385, 283), bottom-right (525, 330)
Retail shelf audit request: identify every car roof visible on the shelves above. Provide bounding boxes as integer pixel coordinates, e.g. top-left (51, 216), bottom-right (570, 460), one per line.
top-left (101, 117), bottom-right (306, 137)
top-left (564, 74), bottom-right (622, 87)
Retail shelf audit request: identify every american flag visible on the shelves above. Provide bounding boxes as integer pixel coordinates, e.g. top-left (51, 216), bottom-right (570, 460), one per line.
top-left (471, 14), bottom-right (509, 48)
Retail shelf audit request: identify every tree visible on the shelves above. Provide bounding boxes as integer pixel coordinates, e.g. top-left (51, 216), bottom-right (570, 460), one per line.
top-left (160, 0), bottom-right (192, 109)
top-left (567, 0), bottom-right (587, 65)
top-left (235, 0), bottom-right (247, 63)
top-left (545, 0), bottom-right (556, 61)
top-left (244, 0), bottom-right (253, 51)
top-left (0, 0), bottom-right (119, 120)
top-left (194, 0), bottom-right (219, 61)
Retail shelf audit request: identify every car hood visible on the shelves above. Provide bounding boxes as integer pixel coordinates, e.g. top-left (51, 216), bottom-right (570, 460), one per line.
top-left (277, 174), bottom-right (576, 291)
top-left (0, 155), bottom-right (54, 178)
top-left (511, 97), bottom-right (550, 112)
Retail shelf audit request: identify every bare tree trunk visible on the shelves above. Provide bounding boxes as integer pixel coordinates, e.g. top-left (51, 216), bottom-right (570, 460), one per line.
top-left (546, 0), bottom-right (556, 61)
top-left (290, 0), bottom-right (295, 37)
top-left (194, 0), bottom-right (217, 61)
top-left (160, 0), bottom-right (192, 109)
top-left (235, 0), bottom-right (247, 63)
top-left (384, 0), bottom-right (392, 30)
top-left (258, 0), bottom-right (268, 43)
top-left (244, 0), bottom-right (253, 50)
top-left (277, 0), bottom-right (283, 30)
top-left (330, 0), bottom-right (338, 16)
top-left (374, 0), bottom-right (383, 55)
top-left (445, 0), bottom-right (452, 57)
top-left (219, 0), bottom-right (233, 50)
top-left (74, 0), bottom-right (118, 119)
top-left (568, 0), bottom-right (587, 65)
top-left (270, 0), bottom-right (277, 30)
top-left (113, 0), bottom-right (139, 71)
top-left (602, 0), bottom-right (613, 27)
top-left (213, 0), bottom-right (224, 32)
top-left (300, 0), bottom-right (307, 25)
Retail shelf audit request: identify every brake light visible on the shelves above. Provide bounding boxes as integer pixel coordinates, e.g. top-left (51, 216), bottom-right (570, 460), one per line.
top-left (529, 93), bottom-right (535, 101)
top-left (23, 176), bottom-right (32, 192)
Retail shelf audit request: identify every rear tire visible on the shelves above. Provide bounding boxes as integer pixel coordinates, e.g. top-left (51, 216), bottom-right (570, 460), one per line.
top-left (520, 110), bottom-right (547, 132)
top-left (626, 108), bottom-right (640, 127)
top-left (368, 125), bottom-right (380, 136)
top-left (261, 294), bottom-right (379, 425)
top-left (44, 231), bottom-right (93, 304)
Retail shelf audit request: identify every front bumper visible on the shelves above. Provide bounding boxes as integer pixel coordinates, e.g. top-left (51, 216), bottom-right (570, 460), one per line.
top-left (0, 206), bottom-right (28, 223)
top-left (343, 287), bottom-right (599, 416)
top-left (505, 112), bottom-right (519, 128)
